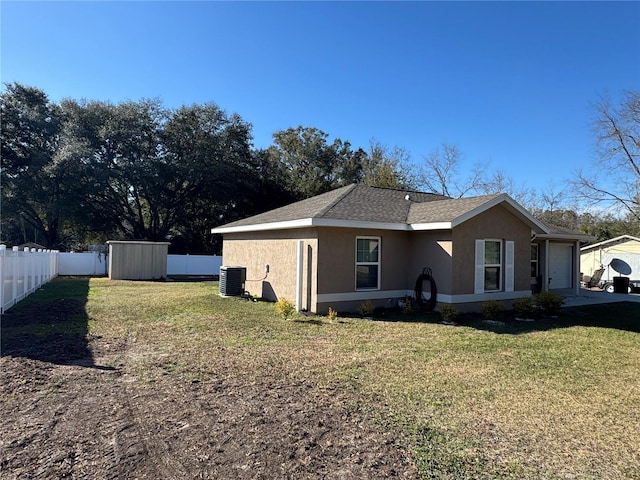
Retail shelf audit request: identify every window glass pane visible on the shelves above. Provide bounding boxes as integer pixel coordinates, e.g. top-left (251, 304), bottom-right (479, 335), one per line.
top-left (485, 241), bottom-right (501, 265)
top-left (531, 244), bottom-right (538, 261)
top-left (485, 267), bottom-right (500, 290)
top-left (356, 265), bottom-right (378, 289)
top-left (357, 238), bottom-right (379, 263)
top-left (531, 262), bottom-right (538, 277)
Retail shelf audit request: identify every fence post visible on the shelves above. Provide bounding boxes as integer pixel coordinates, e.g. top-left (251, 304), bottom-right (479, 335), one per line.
top-left (12, 247), bottom-right (20, 305)
top-left (0, 245), bottom-right (5, 313)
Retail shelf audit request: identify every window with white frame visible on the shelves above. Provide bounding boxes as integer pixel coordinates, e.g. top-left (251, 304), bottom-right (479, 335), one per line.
top-left (484, 240), bottom-right (502, 291)
top-left (355, 237), bottom-right (380, 290)
top-left (474, 239), bottom-right (515, 294)
top-left (531, 244), bottom-right (539, 278)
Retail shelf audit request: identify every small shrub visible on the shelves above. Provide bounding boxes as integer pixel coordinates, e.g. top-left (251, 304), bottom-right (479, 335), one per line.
top-left (275, 297), bottom-right (296, 320)
top-left (480, 300), bottom-right (504, 321)
top-left (438, 304), bottom-right (458, 323)
top-left (534, 291), bottom-right (565, 317)
top-left (358, 300), bottom-right (375, 317)
top-left (402, 296), bottom-right (414, 314)
top-left (327, 306), bottom-right (338, 322)
top-left (512, 296), bottom-right (534, 319)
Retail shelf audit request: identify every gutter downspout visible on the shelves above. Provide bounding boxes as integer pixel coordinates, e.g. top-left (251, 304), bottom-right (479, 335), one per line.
top-left (296, 240), bottom-right (303, 311)
top-left (574, 240), bottom-right (581, 295)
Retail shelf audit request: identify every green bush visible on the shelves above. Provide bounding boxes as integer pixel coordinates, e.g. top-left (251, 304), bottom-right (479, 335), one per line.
top-left (533, 291), bottom-right (565, 317)
top-left (438, 304), bottom-right (458, 323)
top-left (512, 296), bottom-right (534, 318)
top-left (480, 300), bottom-right (504, 321)
top-left (358, 300), bottom-right (375, 317)
top-left (402, 296), bottom-right (414, 314)
top-left (275, 297), bottom-right (296, 320)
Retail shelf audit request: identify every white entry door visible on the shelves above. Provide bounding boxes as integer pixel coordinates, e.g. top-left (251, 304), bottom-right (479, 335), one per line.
top-left (549, 244), bottom-right (572, 289)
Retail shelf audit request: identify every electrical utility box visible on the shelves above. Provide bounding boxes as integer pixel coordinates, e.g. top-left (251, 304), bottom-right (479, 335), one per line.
top-left (219, 266), bottom-right (246, 296)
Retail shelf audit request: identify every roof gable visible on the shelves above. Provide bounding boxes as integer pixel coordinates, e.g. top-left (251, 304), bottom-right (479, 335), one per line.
top-left (211, 184), bottom-right (572, 238)
top-left (581, 235), bottom-right (640, 252)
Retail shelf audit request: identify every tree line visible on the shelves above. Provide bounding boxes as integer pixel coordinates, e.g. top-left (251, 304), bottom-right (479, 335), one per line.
top-left (1, 83), bottom-right (638, 253)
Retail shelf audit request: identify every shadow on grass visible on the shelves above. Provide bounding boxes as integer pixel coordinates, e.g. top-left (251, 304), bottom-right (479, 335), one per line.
top-left (365, 302), bottom-right (640, 335)
top-left (293, 318), bottom-right (324, 326)
top-left (0, 277), bottom-right (114, 369)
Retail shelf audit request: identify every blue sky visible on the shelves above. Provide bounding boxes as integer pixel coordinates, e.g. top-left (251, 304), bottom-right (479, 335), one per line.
top-left (2, 1), bottom-right (639, 197)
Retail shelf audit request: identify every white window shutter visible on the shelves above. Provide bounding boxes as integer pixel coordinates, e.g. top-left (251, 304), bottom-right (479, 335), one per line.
top-left (474, 240), bottom-right (485, 294)
top-left (505, 241), bottom-right (515, 292)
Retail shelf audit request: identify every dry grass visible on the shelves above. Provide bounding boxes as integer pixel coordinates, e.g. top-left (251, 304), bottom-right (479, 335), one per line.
top-left (34, 278), bottom-right (640, 478)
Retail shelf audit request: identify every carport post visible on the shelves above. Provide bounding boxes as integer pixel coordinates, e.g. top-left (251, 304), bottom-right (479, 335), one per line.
top-left (574, 240), bottom-right (581, 295)
top-left (543, 239), bottom-right (550, 292)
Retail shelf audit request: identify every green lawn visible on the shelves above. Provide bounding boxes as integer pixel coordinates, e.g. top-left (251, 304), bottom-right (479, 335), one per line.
top-left (8, 278), bottom-right (640, 479)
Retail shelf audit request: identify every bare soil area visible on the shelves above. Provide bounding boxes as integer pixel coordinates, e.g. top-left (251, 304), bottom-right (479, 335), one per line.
top-left (0, 300), bottom-right (418, 479)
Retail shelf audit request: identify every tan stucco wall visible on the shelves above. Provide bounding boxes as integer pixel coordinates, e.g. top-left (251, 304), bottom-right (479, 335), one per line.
top-left (408, 231), bottom-right (453, 295)
top-left (451, 205), bottom-right (531, 295)
top-left (221, 205), bottom-right (535, 314)
top-left (222, 229), bottom-right (318, 310)
top-left (316, 228), bottom-right (411, 294)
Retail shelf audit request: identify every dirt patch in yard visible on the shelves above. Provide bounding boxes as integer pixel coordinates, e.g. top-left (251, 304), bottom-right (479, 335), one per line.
top-left (0, 301), bottom-right (417, 479)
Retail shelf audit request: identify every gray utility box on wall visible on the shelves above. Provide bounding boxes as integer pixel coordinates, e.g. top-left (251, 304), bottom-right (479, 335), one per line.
top-left (219, 266), bottom-right (246, 296)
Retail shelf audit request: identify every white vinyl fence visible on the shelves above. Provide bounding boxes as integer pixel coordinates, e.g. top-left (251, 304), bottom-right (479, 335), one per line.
top-left (167, 254), bottom-right (222, 276)
top-left (58, 252), bottom-right (108, 276)
top-left (55, 252), bottom-right (221, 277)
top-left (0, 245), bottom-right (59, 313)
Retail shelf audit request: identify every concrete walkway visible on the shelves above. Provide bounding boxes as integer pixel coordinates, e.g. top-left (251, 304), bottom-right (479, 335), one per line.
top-left (561, 288), bottom-right (640, 307)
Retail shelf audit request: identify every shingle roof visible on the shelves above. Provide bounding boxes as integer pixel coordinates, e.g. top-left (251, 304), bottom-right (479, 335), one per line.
top-left (212, 184), bottom-right (551, 234)
top-left (535, 219), bottom-right (596, 242)
top-left (219, 184), bottom-right (356, 228)
top-left (217, 184), bottom-right (449, 229)
top-left (407, 195), bottom-right (502, 224)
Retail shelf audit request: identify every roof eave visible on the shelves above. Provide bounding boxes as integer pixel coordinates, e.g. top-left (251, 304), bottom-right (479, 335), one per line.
top-left (580, 234), bottom-right (640, 251)
top-left (409, 222), bottom-right (453, 231)
top-left (211, 218), bottom-right (315, 234)
top-left (211, 217), bottom-right (412, 234)
top-left (536, 232), bottom-right (596, 242)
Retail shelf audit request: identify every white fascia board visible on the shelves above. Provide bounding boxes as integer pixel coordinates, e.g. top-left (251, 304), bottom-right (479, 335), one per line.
top-left (409, 222), bottom-right (452, 231)
top-left (211, 218), bottom-right (314, 234)
top-left (310, 218), bottom-right (409, 231)
top-left (212, 217), bottom-right (410, 234)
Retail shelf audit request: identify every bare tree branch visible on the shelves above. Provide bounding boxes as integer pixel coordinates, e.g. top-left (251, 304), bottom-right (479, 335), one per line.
top-left (571, 91), bottom-right (640, 221)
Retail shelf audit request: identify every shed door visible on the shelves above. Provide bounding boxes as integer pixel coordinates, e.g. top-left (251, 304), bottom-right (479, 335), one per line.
top-left (549, 244), bottom-right (572, 289)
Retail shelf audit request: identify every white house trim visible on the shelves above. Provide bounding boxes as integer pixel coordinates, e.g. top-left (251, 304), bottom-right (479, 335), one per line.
top-left (440, 290), bottom-right (532, 304)
top-left (212, 218), bottom-right (315, 234)
top-left (317, 290), bottom-right (412, 304)
top-left (316, 289), bottom-right (532, 305)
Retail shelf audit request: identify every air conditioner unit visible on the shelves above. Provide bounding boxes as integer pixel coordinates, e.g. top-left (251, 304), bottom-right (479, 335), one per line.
top-left (219, 266), bottom-right (246, 296)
